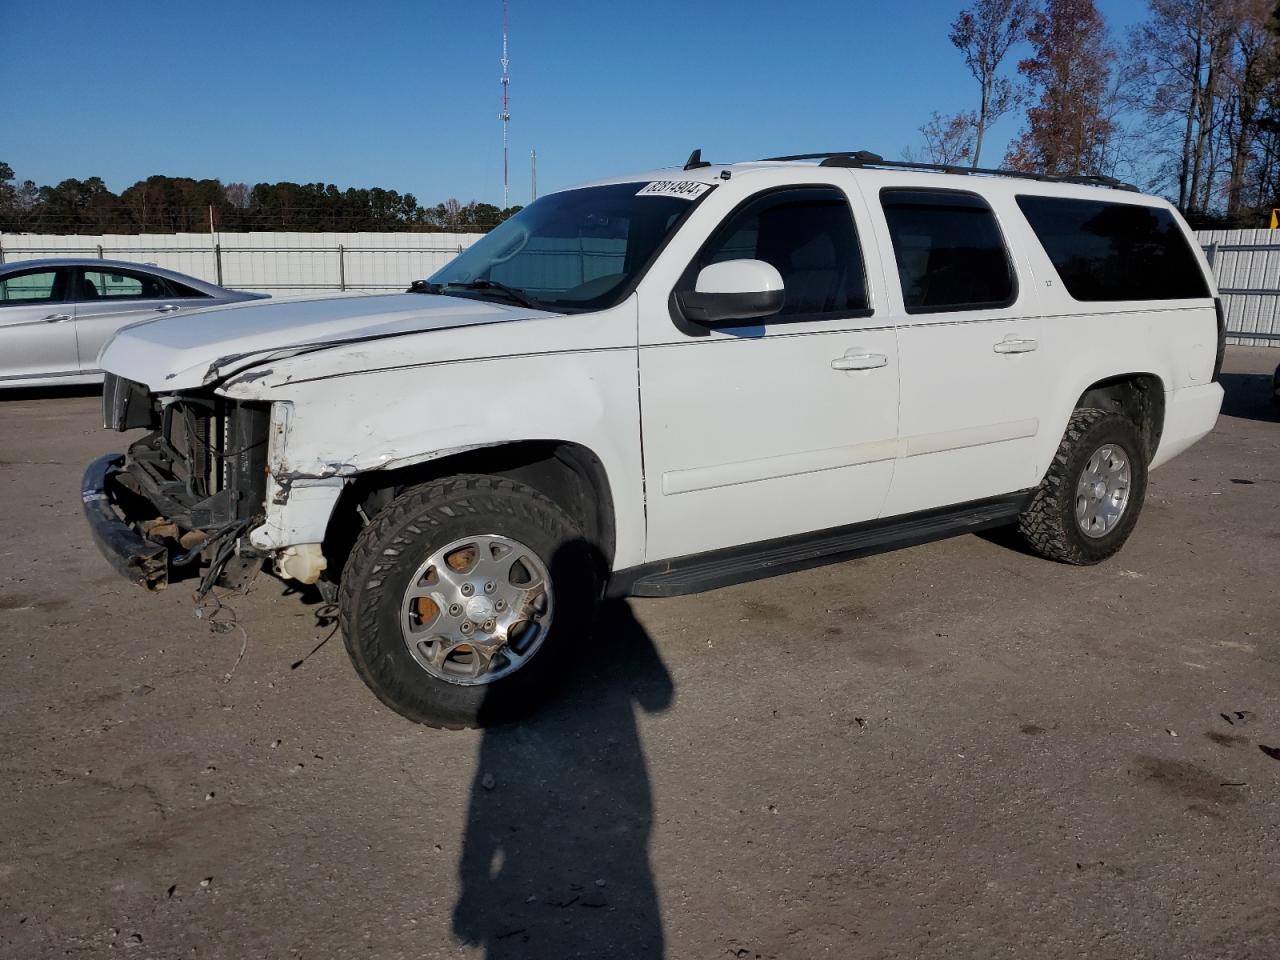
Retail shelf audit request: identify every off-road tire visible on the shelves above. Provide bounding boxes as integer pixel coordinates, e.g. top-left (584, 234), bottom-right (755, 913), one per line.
top-left (1017, 408), bottom-right (1148, 565)
top-left (338, 475), bottom-right (600, 728)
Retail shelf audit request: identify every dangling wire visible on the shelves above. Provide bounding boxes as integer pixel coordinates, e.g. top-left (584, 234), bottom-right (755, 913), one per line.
top-left (291, 601), bottom-right (341, 670)
top-left (196, 588), bottom-right (250, 683)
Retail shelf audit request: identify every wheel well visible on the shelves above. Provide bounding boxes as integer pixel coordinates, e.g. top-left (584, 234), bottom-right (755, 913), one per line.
top-left (322, 441), bottom-right (616, 580)
top-left (1074, 374), bottom-right (1165, 457)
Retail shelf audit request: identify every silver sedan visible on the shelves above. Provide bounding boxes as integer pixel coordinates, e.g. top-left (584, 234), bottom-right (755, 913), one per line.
top-left (0, 258), bottom-right (267, 388)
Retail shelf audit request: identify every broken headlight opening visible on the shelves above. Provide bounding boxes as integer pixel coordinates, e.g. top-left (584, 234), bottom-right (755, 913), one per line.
top-left (103, 374), bottom-right (271, 598)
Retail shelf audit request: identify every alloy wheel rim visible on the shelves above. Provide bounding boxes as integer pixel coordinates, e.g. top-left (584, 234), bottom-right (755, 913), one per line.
top-left (400, 534), bottom-right (554, 685)
top-left (1074, 443), bottom-right (1132, 539)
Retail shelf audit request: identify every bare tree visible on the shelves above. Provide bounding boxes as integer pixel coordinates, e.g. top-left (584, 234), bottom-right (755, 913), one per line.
top-left (1222, 0), bottom-right (1279, 213)
top-left (443, 198), bottom-right (463, 230)
top-left (903, 111), bottom-right (978, 166)
top-left (949, 0), bottom-right (1034, 167)
top-left (223, 182), bottom-right (250, 209)
top-left (1127, 0), bottom-right (1242, 212)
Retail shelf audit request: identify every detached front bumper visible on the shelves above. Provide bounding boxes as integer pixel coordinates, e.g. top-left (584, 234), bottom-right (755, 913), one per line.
top-left (81, 454), bottom-right (169, 590)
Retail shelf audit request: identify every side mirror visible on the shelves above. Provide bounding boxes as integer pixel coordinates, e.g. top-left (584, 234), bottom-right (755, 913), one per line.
top-left (676, 259), bottom-right (785, 324)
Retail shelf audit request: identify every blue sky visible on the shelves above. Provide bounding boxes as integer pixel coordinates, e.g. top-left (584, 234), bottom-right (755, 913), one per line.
top-left (2, 0), bottom-right (1147, 207)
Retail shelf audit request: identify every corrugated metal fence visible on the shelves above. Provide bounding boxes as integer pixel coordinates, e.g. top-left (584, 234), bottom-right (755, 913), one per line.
top-left (1198, 229), bottom-right (1280, 346)
top-left (0, 231), bottom-right (484, 296)
top-left (1, 228), bottom-right (1278, 345)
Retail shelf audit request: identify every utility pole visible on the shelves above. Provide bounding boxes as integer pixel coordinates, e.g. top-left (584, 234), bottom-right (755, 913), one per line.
top-left (531, 148), bottom-right (537, 201)
top-left (499, 0), bottom-right (511, 208)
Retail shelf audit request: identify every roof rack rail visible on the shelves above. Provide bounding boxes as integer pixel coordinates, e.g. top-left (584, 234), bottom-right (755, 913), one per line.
top-left (759, 151), bottom-right (1139, 192)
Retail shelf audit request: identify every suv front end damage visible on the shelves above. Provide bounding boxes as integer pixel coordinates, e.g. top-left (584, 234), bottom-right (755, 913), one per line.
top-left (84, 373), bottom-right (271, 596)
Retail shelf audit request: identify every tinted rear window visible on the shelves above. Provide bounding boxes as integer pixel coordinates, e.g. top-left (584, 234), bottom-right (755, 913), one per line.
top-left (881, 189), bottom-right (1015, 313)
top-left (1016, 196), bottom-right (1210, 301)
top-left (166, 279), bottom-right (210, 298)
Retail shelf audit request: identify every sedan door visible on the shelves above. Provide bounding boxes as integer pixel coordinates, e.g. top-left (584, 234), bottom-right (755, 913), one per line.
top-left (639, 183), bottom-right (900, 562)
top-left (0, 267), bottom-right (78, 383)
top-left (72, 266), bottom-right (191, 373)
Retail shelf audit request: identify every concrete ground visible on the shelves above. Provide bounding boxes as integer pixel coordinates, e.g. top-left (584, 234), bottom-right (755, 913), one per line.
top-left (1, 348), bottom-right (1278, 960)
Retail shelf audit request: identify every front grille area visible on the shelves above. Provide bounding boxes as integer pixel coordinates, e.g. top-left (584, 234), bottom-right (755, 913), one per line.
top-left (122, 393), bottom-right (270, 530)
top-left (165, 397), bottom-right (218, 497)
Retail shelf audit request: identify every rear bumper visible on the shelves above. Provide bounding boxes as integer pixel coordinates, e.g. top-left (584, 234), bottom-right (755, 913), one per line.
top-left (81, 454), bottom-right (169, 590)
top-left (1150, 382), bottom-right (1224, 470)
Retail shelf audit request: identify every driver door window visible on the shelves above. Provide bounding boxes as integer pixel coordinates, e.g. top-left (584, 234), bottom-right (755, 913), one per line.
top-left (688, 187), bottom-right (870, 321)
top-left (0, 269), bottom-right (65, 305)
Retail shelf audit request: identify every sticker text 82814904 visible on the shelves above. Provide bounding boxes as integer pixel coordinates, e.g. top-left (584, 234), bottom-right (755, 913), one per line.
top-left (636, 180), bottom-right (713, 200)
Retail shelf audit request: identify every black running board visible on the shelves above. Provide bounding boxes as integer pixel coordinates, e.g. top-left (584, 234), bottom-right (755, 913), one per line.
top-left (608, 491), bottom-right (1033, 598)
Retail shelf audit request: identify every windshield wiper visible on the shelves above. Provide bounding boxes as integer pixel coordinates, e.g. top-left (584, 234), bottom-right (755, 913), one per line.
top-left (407, 278), bottom-right (541, 310)
top-left (446, 279), bottom-right (541, 309)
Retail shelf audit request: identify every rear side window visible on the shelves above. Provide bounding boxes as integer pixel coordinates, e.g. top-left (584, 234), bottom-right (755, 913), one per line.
top-left (1015, 196), bottom-right (1210, 301)
top-left (880, 189), bottom-right (1015, 313)
top-left (166, 279), bottom-right (210, 298)
top-left (80, 269), bottom-right (168, 300)
top-left (696, 186), bottom-right (868, 318)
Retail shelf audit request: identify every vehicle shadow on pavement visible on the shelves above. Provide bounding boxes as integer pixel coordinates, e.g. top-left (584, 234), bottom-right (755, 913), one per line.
top-left (1218, 371), bottom-right (1278, 423)
top-left (0, 384), bottom-right (101, 402)
top-left (452, 598), bottom-right (674, 959)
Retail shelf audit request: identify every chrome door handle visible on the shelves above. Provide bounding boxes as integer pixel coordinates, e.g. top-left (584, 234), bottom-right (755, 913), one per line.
top-left (155, 304), bottom-right (181, 313)
top-left (831, 352), bottom-right (888, 371)
top-left (993, 338), bottom-right (1038, 354)
top-left (42, 313), bottom-right (71, 323)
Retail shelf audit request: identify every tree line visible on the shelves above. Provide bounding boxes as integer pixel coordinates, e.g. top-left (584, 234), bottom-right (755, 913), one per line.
top-left (0, 166), bottom-right (522, 235)
top-left (909, 0), bottom-right (1280, 226)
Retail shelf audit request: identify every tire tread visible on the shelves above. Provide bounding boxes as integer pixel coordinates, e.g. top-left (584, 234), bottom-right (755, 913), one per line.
top-left (1018, 408), bottom-right (1137, 565)
top-left (338, 474), bottom-right (586, 728)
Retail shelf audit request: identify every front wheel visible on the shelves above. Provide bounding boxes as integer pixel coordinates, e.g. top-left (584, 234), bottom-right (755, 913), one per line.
top-left (1018, 408), bottom-right (1149, 565)
top-left (338, 475), bottom-right (600, 728)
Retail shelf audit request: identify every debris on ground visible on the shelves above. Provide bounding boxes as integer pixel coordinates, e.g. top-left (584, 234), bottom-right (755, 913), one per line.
top-left (1221, 710), bottom-right (1255, 725)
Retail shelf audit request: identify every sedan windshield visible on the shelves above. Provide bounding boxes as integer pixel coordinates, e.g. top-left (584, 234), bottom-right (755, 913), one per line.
top-left (426, 182), bottom-right (710, 312)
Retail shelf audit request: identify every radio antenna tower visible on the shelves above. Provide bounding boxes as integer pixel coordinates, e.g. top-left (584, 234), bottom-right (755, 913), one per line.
top-left (499, 0), bottom-right (511, 208)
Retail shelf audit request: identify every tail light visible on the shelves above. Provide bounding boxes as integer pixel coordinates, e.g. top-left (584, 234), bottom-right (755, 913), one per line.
top-left (1212, 297), bottom-right (1226, 383)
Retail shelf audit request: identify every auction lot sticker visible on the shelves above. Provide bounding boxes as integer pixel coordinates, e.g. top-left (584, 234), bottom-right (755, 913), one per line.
top-left (637, 180), bottom-right (713, 200)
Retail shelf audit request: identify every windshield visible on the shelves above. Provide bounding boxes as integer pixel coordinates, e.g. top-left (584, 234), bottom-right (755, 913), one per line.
top-left (426, 181), bottom-right (711, 312)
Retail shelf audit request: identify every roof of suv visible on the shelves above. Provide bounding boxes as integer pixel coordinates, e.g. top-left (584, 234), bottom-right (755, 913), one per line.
top-left (576, 151), bottom-right (1162, 207)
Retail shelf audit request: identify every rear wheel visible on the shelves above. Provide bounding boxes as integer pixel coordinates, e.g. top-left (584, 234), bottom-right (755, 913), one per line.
top-left (1018, 408), bottom-right (1148, 565)
top-left (338, 475), bottom-right (600, 728)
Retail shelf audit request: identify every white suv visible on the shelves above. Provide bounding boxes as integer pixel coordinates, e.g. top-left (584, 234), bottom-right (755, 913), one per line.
top-left (85, 150), bottom-right (1225, 727)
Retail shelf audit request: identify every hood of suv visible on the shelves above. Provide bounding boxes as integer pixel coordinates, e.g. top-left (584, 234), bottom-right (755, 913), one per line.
top-left (99, 292), bottom-right (558, 391)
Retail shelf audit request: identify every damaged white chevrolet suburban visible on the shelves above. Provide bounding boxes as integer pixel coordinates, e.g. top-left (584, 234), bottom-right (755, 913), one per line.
top-left (84, 150), bottom-right (1225, 727)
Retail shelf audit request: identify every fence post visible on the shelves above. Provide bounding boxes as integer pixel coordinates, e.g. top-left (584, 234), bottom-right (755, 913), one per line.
top-left (97, 244), bottom-right (104, 259)
top-left (338, 244), bottom-right (346, 292)
top-left (0, 235), bottom-right (5, 265)
top-left (214, 244), bottom-right (223, 286)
